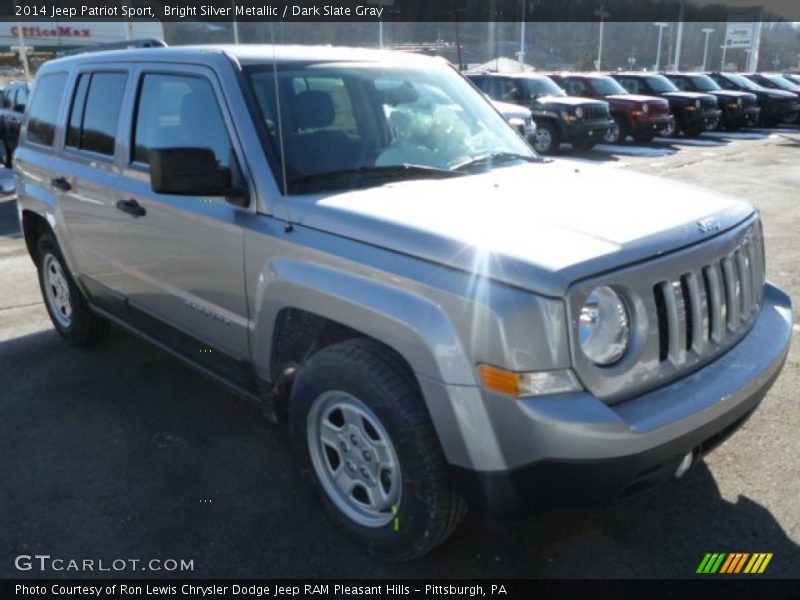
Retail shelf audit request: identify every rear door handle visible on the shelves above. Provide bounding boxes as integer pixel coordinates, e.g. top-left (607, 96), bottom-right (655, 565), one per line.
top-left (51, 177), bottom-right (71, 192)
top-left (116, 199), bottom-right (147, 218)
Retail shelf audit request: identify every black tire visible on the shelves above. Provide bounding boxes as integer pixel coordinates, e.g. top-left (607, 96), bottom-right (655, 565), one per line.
top-left (36, 231), bottom-right (110, 346)
top-left (290, 338), bottom-right (466, 561)
top-left (632, 130), bottom-right (657, 144)
top-left (725, 120), bottom-right (743, 132)
top-left (683, 124), bottom-right (703, 138)
top-left (602, 117), bottom-right (627, 145)
top-left (0, 142), bottom-right (10, 169)
top-left (532, 122), bottom-right (559, 154)
top-left (572, 139), bottom-right (597, 152)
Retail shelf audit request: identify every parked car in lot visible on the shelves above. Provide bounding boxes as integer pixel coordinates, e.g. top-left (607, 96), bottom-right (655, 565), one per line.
top-left (548, 72), bottom-right (673, 144)
top-left (742, 73), bottom-right (800, 124)
top-left (611, 72), bottom-right (721, 137)
top-left (663, 72), bottom-right (759, 131)
top-left (466, 71), bottom-right (614, 154)
top-left (0, 81), bottom-right (29, 167)
top-left (783, 73), bottom-right (800, 86)
top-left (706, 72), bottom-right (799, 127)
top-left (16, 45), bottom-right (792, 560)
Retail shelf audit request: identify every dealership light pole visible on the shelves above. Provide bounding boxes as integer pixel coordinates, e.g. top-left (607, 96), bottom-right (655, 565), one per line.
top-left (595, 5), bottom-right (610, 71)
top-left (12, 2), bottom-right (30, 82)
top-left (654, 22), bottom-right (668, 70)
top-left (519, 0), bottom-right (526, 70)
top-left (231, 1), bottom-right (240, 43)
top-left (701, 28), bottom-right (714, 70)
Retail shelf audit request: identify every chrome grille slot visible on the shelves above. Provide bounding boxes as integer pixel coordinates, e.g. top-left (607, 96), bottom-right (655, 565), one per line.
top-left (721, 256), bottom-right (739, 329)
top-left (684, 272), bottom-right (706, 353)
top-left (651, 228), bottom-right (764, 365)
top-left (736, 248), bottom-right (752, 319)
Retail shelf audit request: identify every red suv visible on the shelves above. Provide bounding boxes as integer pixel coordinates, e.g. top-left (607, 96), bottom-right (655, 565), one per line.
top-left (549, 73), bottom-right (673, 144)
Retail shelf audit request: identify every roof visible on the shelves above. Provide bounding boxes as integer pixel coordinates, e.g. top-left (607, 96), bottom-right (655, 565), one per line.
top-left (468, 56), bottom-right (534, 74)
top-left (41, 44), bottom-right (439, 69)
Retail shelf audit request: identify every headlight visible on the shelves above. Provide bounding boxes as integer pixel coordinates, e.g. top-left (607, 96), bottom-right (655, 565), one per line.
top-left (579, 286), bottom-right (630, 366)
top-left (642, 103), bottom-right (649, 114)
top-left (695, 99), bottom-right (702, 109)
top-left (575, 107), bottom-right (584, 119)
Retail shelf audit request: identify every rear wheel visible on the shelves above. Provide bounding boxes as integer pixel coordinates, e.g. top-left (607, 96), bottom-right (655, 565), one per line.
top-left (290, 338), bottom-right (466, 561)
top-left (532, 122), bottom-right (559, 154)
top-left (36, 232), bottom-right (110, 346)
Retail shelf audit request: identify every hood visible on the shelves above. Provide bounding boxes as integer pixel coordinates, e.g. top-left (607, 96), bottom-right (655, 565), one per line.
top-left (662, 91), bottom-right (716, 101)
top-left (537, 95), bottom-right (605, 108)
top-left (603, 93), bottom-right (668, 106)
top-left (752, 87), bottom-right (795, 99)
top-left (491, 99), bottom-right (531, 119)
top-left (707, 89), bottom-right (751, 100)
top-left (288, 161), bottom-right (754, 297)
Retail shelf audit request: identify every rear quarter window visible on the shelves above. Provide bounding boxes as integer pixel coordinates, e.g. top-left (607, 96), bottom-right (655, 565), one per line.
top-left (26, 73), bottom-right (68, 147)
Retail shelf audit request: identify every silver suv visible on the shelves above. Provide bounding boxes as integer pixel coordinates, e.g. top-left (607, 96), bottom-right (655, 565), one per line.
top-left (15, 45), bottom-right (793, 560)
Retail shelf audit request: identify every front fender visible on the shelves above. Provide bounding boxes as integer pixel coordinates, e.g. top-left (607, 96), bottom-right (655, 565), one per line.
top-left (250, 257), bottom-right (478, 387)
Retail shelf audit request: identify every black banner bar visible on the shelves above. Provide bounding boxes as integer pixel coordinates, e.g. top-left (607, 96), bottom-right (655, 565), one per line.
top-left (3, 579), bottom-right (800, 600)
top-left (0, 0), bottom-right (798, 22)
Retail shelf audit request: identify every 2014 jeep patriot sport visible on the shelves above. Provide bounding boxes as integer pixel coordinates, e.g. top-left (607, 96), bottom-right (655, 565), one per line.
top-left (16, 45), bottom-right (793, 561)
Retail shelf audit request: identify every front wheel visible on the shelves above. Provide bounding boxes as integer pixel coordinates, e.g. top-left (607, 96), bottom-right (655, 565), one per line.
top-left (532, 122), bottom-right (559, 154)
top-left (0, 141), bottom-right (10, 169)
top-left (36, 232), bottom-right (110, 346)
top-left (683, 124), bottom-right (703, 138)
top-left (661, 119), bottom-right (677, 137)
top-left (602, 118), bottom-right (626, 145)
top-left (290, 338), bottom-right (466, 561)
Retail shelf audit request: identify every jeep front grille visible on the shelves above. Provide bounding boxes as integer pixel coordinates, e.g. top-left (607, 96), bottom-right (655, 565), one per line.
top-left (567, 217), bottom-right (764, 403)
top-left (583, 104), bottom-right (610, 121)
top-left (701, 96), bottom-right (719, 110)
top-left (652, 235), bottom-right (764, 365)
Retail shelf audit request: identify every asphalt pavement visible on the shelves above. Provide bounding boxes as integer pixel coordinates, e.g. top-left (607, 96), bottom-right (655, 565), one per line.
top-left (1, 129), bottom-right (798, 579)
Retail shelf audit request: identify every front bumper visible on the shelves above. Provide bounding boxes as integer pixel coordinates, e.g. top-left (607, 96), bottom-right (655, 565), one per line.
top-left (442, 283), bottom-right (792, 516)
top-left (682, 107), bottom-right (722, 129)
top-left (629, 114), bottom-right (674, 135)
top-left (562, 119), bottom-right (614, 142)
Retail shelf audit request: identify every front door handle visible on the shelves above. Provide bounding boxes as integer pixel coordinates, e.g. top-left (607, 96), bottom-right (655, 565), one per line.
top-left (51, 177), bottom-right (71, 192)
top-left (115, 199), bottom-right (147, 218)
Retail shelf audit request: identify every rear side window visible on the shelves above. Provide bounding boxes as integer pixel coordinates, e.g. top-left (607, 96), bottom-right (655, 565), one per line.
top-left (67, 72), bottom-right (127, 156)
top-left (26, 73), bottom-right (68, 147)
top-left (132, 73), bottom-right (231, 168)
top-left (2, 88), bottom-right (15, 109)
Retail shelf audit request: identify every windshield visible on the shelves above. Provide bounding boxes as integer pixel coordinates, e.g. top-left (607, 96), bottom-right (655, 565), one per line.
top-left (765, 75), bottom-right (799, 90)
top-left (520, 76), bottom-right (566, 98)
top-left (725, 73), bottom-right (762, 90)
top-left (590, 76), bottom-right (628, 95)
top-left (244, 62), bottom-right (535, 193)
top-left (688, 75), bottom-right (721, 91)
top-left (645, 75), bottom-right (679, 93)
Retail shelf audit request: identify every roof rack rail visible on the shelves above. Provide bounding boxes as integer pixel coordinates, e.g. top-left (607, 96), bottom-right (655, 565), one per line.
top-left (58, 38), bottom-right (167, 57)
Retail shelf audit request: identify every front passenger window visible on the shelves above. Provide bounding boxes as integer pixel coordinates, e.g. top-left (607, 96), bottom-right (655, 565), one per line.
top-left (133, 73), bottom-right (232, 168)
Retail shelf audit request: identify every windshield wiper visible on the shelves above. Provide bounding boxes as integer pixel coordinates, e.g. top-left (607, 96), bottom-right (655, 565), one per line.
top-left (289, 164), bottom-right (465, 188)
top-left (451, 152), bottom-right (540, 171)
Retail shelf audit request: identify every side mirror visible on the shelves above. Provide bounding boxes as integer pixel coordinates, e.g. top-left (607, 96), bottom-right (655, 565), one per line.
top-left (150, 147), bottom-right (248, 206)
top-left (13, 103), bottom-right (25, 113)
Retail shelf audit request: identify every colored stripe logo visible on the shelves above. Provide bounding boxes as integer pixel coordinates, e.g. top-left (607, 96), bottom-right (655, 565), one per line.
top-left (697, 552), bottom-right (773, 574)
